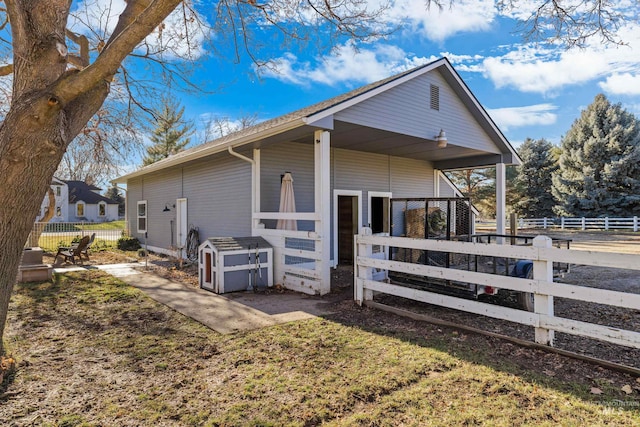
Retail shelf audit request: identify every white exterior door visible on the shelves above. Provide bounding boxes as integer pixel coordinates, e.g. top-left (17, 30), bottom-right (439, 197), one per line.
top-left (176, 198), bottom-right (188, 255)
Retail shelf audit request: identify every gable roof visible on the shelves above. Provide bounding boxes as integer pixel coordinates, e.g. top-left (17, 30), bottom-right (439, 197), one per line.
top-left (114, 57), bottom-right (519, 183)
top-left (65, 181), bottom-right (118, 205)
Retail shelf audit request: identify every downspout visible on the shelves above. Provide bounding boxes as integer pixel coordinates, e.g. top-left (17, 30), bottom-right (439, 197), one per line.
top-left (228, 146), bottom-right (256, 232)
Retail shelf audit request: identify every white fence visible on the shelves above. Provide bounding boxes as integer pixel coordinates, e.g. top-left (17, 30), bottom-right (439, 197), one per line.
top-left (518, 216), bottom-right (640, 231)
top-left (27, 221), bottom-right (125, 251)
top-left (354, 228), bottom-right (640, 349)
top-left (254, 227), bottom-right (324, 295)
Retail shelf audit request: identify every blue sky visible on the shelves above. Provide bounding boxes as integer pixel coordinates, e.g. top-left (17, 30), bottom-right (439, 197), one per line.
top-left (68, 1), bottom-right (640, 153)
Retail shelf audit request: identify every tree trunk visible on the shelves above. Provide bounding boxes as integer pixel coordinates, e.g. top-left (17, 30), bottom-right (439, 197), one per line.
top-left (0, 0), bottom-right (183, 354)
top-left (26, 187), bottom-right (56, 247)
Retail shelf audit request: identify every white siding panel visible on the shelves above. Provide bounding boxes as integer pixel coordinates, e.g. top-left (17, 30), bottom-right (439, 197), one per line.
top-left (334, 71), bottom-right (499, 154)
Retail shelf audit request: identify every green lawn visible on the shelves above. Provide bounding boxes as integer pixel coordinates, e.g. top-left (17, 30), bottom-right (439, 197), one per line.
top-left (2, 271), bottom-right (639, 426)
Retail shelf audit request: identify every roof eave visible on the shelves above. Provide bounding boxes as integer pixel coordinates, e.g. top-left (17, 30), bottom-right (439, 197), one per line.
top-left (113, 117), bottom-right (307, 184)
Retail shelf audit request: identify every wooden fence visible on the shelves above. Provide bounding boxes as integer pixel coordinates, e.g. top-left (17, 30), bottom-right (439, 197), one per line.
top-left (517, 216), bottom-right (640, 231)
top-left (354, 228), bottom-right (640, 348)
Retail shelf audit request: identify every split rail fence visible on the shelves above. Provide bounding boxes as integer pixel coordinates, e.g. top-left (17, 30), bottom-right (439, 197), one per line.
top-left (354, 228), bottom-right (640, 349)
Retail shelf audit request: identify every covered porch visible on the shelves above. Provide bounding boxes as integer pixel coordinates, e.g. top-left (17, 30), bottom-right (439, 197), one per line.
top-left (241, 119), bottom-right (514, 296)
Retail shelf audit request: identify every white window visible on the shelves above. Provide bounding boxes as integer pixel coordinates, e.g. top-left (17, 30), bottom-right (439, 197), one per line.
top-left (56, 186), bottom-right (61, 196)
top-left (98, 202), bottom-right (106, 216)
top-left (137, 200), bottom-right (147, 233)
top-left (76, 201), bottom-right (85, 217)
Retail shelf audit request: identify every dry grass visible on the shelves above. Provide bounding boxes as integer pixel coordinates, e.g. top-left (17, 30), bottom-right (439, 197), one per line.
top-left (1, 270), bottom-right (639, 426)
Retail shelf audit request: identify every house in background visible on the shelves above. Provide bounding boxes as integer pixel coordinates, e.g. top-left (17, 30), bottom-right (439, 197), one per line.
top-left (39, 179), bottom-right (120, 223)
top-left (114, 57), bottom-right (520, 295)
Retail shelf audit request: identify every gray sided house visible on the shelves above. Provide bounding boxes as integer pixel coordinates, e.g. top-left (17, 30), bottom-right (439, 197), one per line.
top-left (114, 57), bottom-right (519, 295)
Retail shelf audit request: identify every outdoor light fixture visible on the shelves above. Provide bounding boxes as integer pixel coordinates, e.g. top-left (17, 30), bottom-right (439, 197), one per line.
top-left (162, 203), bottom-right (174, 212)
top-left (435, 129), bottom-right (447, 148)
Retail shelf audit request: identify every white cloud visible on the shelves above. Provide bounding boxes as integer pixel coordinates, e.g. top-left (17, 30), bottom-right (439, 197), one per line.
top-left (261, 43), bottom-right (437, 86)
top-left (487, 104), bottom-right (558, 130)
top-left (599, 73), bottom-right (640, 95)
top-left (386, 0), bottom-right (497, 42)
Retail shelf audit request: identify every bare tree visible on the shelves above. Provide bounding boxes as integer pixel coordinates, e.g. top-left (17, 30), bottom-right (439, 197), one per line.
top-left (199, 112), bottom-right (260, 143)
top-left (497, 0), bottom-right (632, 47)
top-left (0, 0), bottom-right (390, 352)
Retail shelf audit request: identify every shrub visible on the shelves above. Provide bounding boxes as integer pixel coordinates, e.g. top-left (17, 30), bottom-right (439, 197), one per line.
top-left (117, 236), bottom-right (141, 251)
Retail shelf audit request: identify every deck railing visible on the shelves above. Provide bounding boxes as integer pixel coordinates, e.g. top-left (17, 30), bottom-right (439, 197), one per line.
top-left (516, 216), bottom-right (640, 231)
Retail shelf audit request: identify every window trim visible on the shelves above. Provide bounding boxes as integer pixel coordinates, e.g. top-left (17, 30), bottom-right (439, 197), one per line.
top-left (98, 201), bottom-right (107, 217)
top-left (137, 200), bottom-right (147, 234)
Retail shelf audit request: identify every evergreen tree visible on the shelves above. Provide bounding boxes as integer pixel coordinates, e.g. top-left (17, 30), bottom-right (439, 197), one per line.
top-left (552, 94), bottom-right (640, 217)
top-left (142, 100), bottom-right (194, 166)
top-left (513, 138), bottom-right (558, 218)
top-left (105, 184), bottom-right (126, 217)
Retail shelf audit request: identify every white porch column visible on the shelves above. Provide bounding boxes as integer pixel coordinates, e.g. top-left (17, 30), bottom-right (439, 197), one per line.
top-left (314, 130), bottom-right (331, 295)
top-left (253, 148), bottom-right (261, 230)
top-left (433, 169), bottom-right (440, 197)
top-left (495, 162), bottom-right (506, 238)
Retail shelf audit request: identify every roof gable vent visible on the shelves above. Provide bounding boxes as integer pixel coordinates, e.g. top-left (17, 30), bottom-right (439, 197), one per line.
top-left (430, 84), bottom-right (440, 111)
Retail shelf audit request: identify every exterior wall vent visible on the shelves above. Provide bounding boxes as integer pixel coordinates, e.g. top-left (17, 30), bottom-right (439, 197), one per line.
top-left (430, 84), bottom-right (440, 111)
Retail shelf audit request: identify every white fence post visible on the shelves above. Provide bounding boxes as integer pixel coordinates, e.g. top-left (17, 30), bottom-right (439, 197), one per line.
top-left (605, 217), bottom-right (609, 230)
top-left (561, 217), bottom-right (565, 229)
top-left (581, 217), bottom-right (586, 230)
top-left (533, 236), bottom-right (554, 346)
top-left (354, 227), bottom-right (374, 305)
top-left (542, 217), bottom-right (547, 229)
top-left (635, 216), bottom-right (638, 232)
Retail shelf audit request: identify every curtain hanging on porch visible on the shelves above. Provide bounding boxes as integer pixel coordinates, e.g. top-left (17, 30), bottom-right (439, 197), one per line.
top-left (277, 172), bottom-right (297, 231)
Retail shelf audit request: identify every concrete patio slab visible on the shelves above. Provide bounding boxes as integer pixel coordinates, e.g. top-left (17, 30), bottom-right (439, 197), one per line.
top-left (54, 263), bottom-right (337, 334)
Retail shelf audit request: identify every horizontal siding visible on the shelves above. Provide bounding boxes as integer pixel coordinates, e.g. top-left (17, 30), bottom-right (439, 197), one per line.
top-left (183, 154), bottom-right (252, 239)
top-left (439, 173), bottom-right (458, 198)
top-left (125, 152), bottom-right (252, 249)
top-left (260, 141), bottom-right (315, 230)
top-left (334, 71), bottom-right (499, 154)
top-left (333, 148), bottom-right (390, 226)
top-left (390, 156), bottom-right (435, 198)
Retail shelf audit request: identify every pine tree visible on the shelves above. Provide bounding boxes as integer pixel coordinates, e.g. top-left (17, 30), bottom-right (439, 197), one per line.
top-left (142, 100), bottom-right (194, 166)
top-left (513, 138), bottom-right (558, 218)
top-left (552, 94), bottom-right (640, 217)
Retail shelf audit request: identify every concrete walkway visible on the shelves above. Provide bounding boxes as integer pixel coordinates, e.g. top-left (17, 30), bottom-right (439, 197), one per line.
top-left (54, 263), bottom-right (337, 334)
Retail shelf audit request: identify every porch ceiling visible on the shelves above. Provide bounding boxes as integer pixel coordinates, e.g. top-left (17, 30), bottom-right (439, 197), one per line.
top-left (238, 120), bottom-right (511, 170)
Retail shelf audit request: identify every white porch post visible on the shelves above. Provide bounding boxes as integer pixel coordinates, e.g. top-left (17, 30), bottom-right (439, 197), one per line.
top-left (495, 162), bottom-right (506, 238)
top-left (253, 148), bottom-right (261, 230)
top-left (315, 130), bottom-right (331, 294)
top-left (433, 169), bottom-right (440, 197)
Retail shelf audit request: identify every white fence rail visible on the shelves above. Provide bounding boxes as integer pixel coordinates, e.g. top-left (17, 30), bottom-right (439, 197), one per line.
top-left (254, 227), bottom-right (323, 295)
top-left (354, 228), bottom-right (640, 349)
top-left (517, 216), bottom-right (640, 231)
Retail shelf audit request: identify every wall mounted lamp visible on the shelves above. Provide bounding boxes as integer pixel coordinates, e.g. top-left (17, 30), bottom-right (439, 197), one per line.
top-left (162, 203), bottom-right (175, 212)
top-left (435, 129), bottom-right (447, 148)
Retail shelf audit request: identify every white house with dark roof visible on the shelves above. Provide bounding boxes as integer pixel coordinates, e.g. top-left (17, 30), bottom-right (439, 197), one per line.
top-left (114, 57), bottom-right (520, 295)
top-left (39, 179), bottom-right (119, 223)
